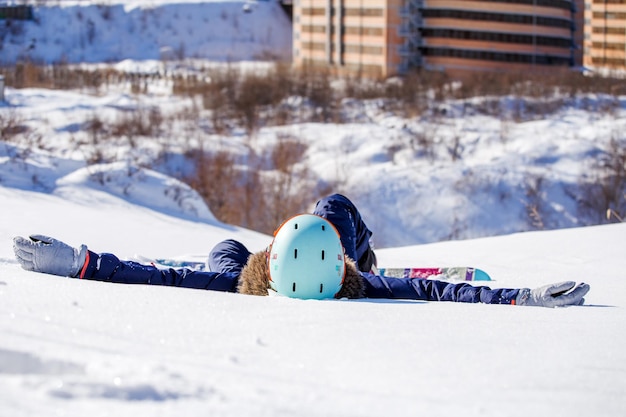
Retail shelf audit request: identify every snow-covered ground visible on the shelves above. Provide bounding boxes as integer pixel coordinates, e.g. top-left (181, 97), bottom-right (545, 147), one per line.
top-left (1, 170), bottom-right (625, 417)
top-left (1, 0), bottom-right (292, 64)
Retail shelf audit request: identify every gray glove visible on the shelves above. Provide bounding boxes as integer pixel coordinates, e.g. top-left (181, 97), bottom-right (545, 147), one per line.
top-left (13, 235), bottom-right (88, 278)
top-left (516, 281), bottom-right (590, 308)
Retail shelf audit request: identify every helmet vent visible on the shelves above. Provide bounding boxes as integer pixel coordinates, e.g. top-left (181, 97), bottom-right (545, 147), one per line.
top-left (320, 283), bottom-right (324, 293)
top-left (294, 248), bottom-right (298, 259)
top-left (321, 250), bottom-right (325, 260)
top-left (321, 225), bottom-right (325, 231)
top-left (294, 223), bottom-right (298, 229)
top-left (292, 282), bottom-right (297, 292)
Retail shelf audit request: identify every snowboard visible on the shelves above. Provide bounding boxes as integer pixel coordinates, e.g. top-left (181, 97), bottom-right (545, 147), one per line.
top-left (132, 255), bottom-right (207, 271)
top-left (133, 255), bottom-right (491, 282)
top-left (377, 267), bottom-right (491, 281)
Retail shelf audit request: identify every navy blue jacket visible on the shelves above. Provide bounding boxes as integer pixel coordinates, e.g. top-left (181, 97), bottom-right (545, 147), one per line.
top-left (80, 251), bottom-right (519, 304)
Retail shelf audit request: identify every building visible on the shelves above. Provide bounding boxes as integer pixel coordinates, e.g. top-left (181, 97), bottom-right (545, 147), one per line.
top-left (293, 0), bottom-right (583, 77)
top-left (293, 0), bottom-right (404, 76)
top-left (584, 0), bottom-right (626, 73)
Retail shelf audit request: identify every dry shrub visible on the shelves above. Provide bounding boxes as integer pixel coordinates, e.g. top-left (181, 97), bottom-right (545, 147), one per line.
top-left (186, 149), bottom-right (245, 226)
top-left (197, 66), bottom-right (240, 134)
top-left (0, 107), bottom-right (27, 141)
top-left (185, 134), bottom-right (333, 234)
top-left (523, 174), bottom-right (548, 230)
top-left (111, 107), bottom-right (162, 140)
top-left (0, 62), bottom-right (156, 93)
top-left (578, 136), bottom-right (626, 224)
top-left (260, 134), bottom-right (312, 229)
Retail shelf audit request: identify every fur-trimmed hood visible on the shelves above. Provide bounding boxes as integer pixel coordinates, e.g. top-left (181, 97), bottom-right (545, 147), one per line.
top-left (237, 251), bottom-right (366, 299)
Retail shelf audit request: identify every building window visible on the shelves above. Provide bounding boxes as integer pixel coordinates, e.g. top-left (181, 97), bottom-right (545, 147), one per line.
top-left (592, 26), bottom-right (626, 35)
top-left (345, 44), bottom-right (384, 55)
top-left (422, 9), bottom-right (572, 29)
top-left (302, 42), bottom-right (327, 51)
top-left (423, 47), bottom-right (571, 66)
top-left (592, 42), bottom-right (626, 51)
top-left (592, 0), bottom-right (626, 4)
top-left (344, 63), bottom-right (383, 75)
top-left (593, 12), bottom-right (626, 20)
top-left (301, 7), bottom-right (326, 16)
top-left (301, 25), bottom-right (327, 34)
top-left (300, 7), bottom-right (385, 17)
top-left (344, 26), bottom-right (384, 36)
top-left (592, 57), bottom-right (626, 66)
top-left (422, 28), bottom-right (573, 48)
top-left (343, 8), bottom-right (384, 17)
top-left (477, 0), bottom-right (572, 10)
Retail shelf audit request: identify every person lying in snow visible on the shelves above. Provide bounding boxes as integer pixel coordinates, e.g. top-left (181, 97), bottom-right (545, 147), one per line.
top-left (13, 193), bottom-right (589, 307)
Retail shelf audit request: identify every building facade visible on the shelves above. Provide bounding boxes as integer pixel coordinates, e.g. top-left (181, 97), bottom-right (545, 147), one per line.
top-left (293, 0), bottom-right (583, 77)
top-left (293, 0), bottom-right (404, 77)
top-left (584, 0), bottom-right (626, 73)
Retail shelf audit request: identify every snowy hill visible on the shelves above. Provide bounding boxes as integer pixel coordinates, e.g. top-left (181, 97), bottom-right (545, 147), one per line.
top-left (0, 0), bottom-right (292, 64)
top-left (2, 85), bottom-right (625, 247)
top-left (1, 178), bottom-right (625, 417)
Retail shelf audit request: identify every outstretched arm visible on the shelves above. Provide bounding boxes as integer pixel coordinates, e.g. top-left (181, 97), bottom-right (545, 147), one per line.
top-left (362, 273), bottom-right (589, 307)
top-left (81, 251), bottom-right (239, 291)
top-left (362, 273), bottom-right (520, 304)
top-left (13, 235), bottom-right (239, 292)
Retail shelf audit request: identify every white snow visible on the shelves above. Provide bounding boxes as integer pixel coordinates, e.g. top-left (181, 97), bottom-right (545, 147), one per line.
top-left (1, 171), bottom-right (625, 417)
top-left (1, 1), bottom-right (292, 64)
top-left (1, 1), bottom-right (626, 415)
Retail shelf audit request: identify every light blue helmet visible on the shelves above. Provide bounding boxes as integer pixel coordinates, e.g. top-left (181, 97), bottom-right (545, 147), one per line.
top-left (268, 214), bottom-right (345, 299)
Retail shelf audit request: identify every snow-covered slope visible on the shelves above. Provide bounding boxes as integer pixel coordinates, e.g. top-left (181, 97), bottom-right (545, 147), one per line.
top-left (2, 86), bottom-right (624, 247)
top-left (1, 0), bottom-right (292, 64)
top-left (1, 182), bottom-right (625, 417)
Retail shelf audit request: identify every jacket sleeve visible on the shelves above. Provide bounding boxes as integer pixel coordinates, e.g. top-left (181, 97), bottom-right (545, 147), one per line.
top-left (78, 250), bottom-right (240, 292)
top-left (362, 273), bottom-right (520, 304)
